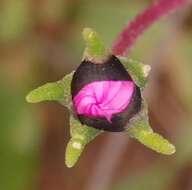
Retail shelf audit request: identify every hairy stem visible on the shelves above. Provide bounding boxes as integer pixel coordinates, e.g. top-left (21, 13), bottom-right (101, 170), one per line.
top-left (112, 0), bottom-right (190, 56)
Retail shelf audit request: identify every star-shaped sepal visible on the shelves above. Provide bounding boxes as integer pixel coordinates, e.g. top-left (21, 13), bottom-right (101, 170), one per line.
top-left (26, 28), bottom-right (175, 168)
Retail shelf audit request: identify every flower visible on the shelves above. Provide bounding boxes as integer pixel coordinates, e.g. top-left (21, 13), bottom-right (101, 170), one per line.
top-left (71, 55), bottom-right (141, 132)
top-left (26, 23), bottom-right (177, 167)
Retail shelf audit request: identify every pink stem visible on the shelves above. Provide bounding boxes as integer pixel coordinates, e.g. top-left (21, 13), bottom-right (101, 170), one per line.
top-left (112, 0), bottom-right (190, 56)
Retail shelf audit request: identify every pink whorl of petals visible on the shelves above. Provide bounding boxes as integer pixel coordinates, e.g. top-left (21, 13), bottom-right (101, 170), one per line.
top-left (73, 81), bottom-right (134, 122)
top-left (112, 0), bottom-right (189, 56)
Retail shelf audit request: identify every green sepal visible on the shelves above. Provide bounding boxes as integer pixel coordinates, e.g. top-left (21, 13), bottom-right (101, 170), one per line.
top-left (65, 139), bottom-right (86, 168)
top-left (119, 57), bottom-right (151, 88)
top-left (82, 28), bottom-right (108, 63)
top-left (126, 99), bottom-right (176, 155)
top-left (65, 115), bottom-right (102, 168)
top-left (26, 71), bottom-right (74, 106)
top-left (61, 71), bottom-right (74, 106)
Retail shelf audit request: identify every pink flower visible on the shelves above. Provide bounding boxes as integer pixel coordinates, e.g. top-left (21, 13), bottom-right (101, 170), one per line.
top-left (73, 80), bottom-right (135, 122)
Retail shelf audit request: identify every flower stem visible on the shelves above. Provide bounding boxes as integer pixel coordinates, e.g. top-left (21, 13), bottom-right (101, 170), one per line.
top-left (112, 0), bottom-right (190, 56)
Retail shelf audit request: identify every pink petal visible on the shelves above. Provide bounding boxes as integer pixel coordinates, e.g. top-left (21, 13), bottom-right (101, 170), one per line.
top-left (73, 81), bottom-right (135, 122)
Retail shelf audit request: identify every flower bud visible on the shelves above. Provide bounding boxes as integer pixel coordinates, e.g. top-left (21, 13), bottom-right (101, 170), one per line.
top-left (71, 55), bottom-right (141, 132)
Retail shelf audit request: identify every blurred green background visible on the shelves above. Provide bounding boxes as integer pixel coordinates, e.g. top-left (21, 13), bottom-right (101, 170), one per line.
top-left (1, 0), bottom-right (192, 190)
